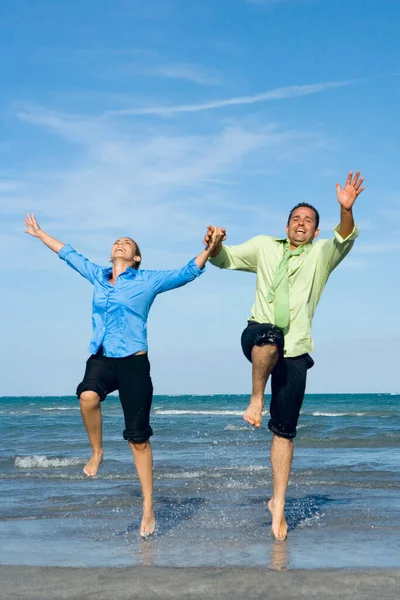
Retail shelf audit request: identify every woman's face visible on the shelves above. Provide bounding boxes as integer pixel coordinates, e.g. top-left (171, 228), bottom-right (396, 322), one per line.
top-left (111, 238), bottom-right (140, 267)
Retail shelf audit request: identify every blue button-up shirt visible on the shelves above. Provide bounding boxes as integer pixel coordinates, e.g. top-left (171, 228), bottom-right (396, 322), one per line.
top-left (59, 244), bottom-right (204, 358)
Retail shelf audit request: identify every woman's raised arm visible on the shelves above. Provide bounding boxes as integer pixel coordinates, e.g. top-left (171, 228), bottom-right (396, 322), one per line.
top-left (24, 213), bottom-right (65, 254)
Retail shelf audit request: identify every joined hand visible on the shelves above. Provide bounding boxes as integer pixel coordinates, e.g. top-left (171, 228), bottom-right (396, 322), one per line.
top-left (204, 225), bottom-right (226, 257)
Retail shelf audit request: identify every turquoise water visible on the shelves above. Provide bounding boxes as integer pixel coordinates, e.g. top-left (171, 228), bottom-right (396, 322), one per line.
top-left (0, 394), bottom-right (399, 568)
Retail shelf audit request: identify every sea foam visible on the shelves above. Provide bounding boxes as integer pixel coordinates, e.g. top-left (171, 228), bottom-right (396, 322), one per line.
top-left (14, 455), bottom-right (84, 469)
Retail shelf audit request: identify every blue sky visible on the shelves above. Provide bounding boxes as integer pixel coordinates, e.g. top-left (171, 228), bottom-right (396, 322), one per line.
top-left (1, 0), bottom-right (399, 395)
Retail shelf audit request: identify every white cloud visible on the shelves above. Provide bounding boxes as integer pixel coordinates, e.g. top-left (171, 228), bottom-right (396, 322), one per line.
top-left (338, 257), bottom-right (366, 270)
top-left (355, 241), bottom-right (400, 255)
top-left (379, 209), bottom-right (400, 222)
top-left (2, 104), bottom-right (331, 270)
top-left (105, 79), bottom-right (358, 117)
top-left (28, 44), bottom-right (221, 88)
top-left (147, 63), bottom-right (221, 85)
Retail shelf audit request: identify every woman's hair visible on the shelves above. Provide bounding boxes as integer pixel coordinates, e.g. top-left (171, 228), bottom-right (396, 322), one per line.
top-left (128, 237), bottom-right (141, 270)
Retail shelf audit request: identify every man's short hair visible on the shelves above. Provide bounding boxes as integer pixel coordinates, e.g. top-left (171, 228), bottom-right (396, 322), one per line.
top-left (287, 203), bottom-right (320, 229)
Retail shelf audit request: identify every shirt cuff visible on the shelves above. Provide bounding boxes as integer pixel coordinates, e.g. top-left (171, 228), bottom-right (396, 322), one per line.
top-left (58, 244), bottom-right (75, 260)
top-left (188, 257), bottom-right (205, 276)
top-left (209, 246), bottom-right (228, 267)
top-left (333, 224), bottom-right (360, 243)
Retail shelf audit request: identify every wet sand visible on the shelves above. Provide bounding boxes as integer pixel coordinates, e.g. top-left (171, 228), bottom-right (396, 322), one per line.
top-left (1, 566), bottom-right (399, 600)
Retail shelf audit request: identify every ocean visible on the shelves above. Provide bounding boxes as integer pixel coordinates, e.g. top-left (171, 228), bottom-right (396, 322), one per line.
top-left (1, 393), bottom-right (399, 570)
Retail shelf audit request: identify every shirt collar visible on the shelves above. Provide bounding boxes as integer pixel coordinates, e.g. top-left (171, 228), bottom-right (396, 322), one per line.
top-left (274, 238), bottom-right (313, 252)
top-left (103, 267), bottom-right (139, 280)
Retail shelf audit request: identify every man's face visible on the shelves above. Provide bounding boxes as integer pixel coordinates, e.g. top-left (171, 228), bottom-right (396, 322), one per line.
top-left (111, 238), bottom-right (140, 266)
top-left (286, 207), bottom-right (319, 247)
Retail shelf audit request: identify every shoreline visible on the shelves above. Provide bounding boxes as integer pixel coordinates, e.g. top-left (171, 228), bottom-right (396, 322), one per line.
top-left (2, 565), bottom-right (400, 600)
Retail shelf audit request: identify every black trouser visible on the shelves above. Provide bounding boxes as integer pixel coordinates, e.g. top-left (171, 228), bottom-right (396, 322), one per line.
top-left (241, 321), bottom-right (314, 439)
top-left (77, 349), bottom-right (153, 443)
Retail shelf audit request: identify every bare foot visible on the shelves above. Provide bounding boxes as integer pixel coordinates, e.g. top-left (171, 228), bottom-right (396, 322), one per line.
top-left (140, 504), bottom-right (156, 538)
top-left (268, 498), bottom-right (288, 541)
top-left (83, 450), bottom-right (103, 477)
top-left (243, 396), bottom-right (264, 428)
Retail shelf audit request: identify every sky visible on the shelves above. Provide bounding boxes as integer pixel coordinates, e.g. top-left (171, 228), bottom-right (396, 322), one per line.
top-left (1, 0), bottom-right (399, 396)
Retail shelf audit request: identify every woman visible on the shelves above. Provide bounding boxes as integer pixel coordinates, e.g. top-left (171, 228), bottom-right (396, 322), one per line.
top-left (24, 213), bottom-right (225, 536)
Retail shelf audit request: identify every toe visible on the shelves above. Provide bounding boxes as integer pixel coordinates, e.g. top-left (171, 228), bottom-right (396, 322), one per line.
top-left (141, 527), bottom-right (150, 538)
top-left (243, 414), bottom-right (255, 425)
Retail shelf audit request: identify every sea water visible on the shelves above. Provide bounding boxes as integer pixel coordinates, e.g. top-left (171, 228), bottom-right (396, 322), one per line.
top-left (1, 394), bottom-right (399, 569)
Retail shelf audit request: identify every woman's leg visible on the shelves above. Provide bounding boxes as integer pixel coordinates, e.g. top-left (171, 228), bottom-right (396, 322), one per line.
top-left (77, 352), bottom-right (117, 477)
top-left (129, 440), bottom-right (155, 536)
top-left (79, 391), bottom-right (103, 476)
top-left (118, 353), bottom-right (155, 536)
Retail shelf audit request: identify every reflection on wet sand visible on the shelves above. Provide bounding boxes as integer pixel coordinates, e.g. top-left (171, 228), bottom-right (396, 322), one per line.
top-left (268, 540), bottom-right (288, 571)
top-left (139, 536), bottom-right (156, 567)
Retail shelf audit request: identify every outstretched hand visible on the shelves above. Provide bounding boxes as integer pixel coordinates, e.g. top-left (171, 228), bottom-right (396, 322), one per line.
top-left (204, 225), bottom-right (226, 247)
top-left (336, 172), bottom-right (365, 210)
top-left (23, 214), bottom-right (64, 253)
top-left (24, 213), bottom-right (42, 237)
top-left (204, 225), bottom-right (226, 258)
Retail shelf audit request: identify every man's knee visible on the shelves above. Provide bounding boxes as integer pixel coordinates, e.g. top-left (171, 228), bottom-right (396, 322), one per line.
top-left (269, 418), bottom-right (297, 440)
top-left (251, 343), bottom-right (279, 361)
top-left (272, 432), bottom-right (294, 446)
top-left (129, 440), bottom-right (150, 453)
top-left (241, 322), bottom-right (284, 363)
top-left (257, 343), bottom-right (279, 356)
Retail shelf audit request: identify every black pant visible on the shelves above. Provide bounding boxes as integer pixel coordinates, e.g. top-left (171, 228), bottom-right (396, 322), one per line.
top-left (77, 349), bottom-right (153, 443)
top-left (241, 321), bottom-right (314, 439)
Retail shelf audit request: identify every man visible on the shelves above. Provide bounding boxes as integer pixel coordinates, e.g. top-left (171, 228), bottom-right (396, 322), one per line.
top-left (204, 172), bottom-right (364, 541)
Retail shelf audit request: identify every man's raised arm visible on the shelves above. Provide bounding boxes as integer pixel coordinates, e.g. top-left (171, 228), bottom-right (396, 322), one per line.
top-left (320, 171), bottom-right (365, 274)
top-left (336, 171), bottom-right (365, 239)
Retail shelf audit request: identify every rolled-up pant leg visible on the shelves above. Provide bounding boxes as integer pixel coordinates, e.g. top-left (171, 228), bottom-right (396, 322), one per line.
top-left (117, 353), bottom-right (154, 443)
top-left (268, 354), bottom-right (314, 439)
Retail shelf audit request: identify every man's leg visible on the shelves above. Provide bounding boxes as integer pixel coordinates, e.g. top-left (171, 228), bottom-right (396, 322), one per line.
top-left (268, 434), bottom-right (293, 541)
top-left (267, 354), bottom-right (312, 541)
top-left (119, 353), bottom-right (155, 537)
top-left (79, 391), bottom-right (104, 477)
top-left (129, 440), bottom-right (155, 537)
top-left (241, 322), bottom-right (283, 428)
top-left (243, 344), bottom-right (279, 427)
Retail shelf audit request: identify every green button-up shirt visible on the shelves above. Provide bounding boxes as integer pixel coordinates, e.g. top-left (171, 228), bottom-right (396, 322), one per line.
top-left (210, 225), bottom-right (359, 357)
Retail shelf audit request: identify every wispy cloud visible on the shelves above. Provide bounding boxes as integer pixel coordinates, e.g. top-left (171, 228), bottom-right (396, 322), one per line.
top-left (356, 241), bottom-right (400, 255)
top-left (29, 45), bottom-right (220, 87)
top-left (146, 63), bottom-right (220, 85)
top-left (110, 52), bottom-right (221, 86)
top-left (339, 257), bottom-right (367, 270)
top-left (379, 209), bottom-right (400, 222)
top-left (105, 79), bottom-right (360, 117)
top-left (5, 104), bottom-right (330, 270)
